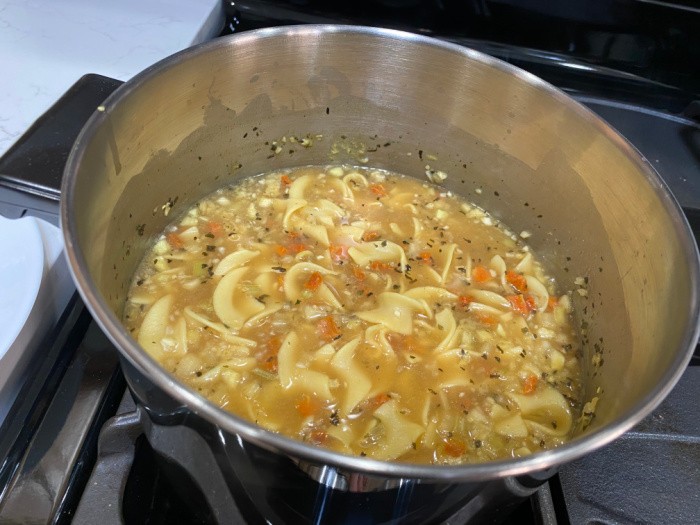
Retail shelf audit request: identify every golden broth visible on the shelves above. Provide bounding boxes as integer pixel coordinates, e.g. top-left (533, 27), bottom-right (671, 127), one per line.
top-left (124, 166), bottom-right (582, 464)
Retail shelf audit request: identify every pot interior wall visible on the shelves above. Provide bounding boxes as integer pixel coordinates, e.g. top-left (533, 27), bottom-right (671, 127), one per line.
top-left (67, 28), bottom-right (695, 444)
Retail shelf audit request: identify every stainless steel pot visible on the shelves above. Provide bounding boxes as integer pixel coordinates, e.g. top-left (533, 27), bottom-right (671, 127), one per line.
top-left (61, 26), bottom-right (700, 523)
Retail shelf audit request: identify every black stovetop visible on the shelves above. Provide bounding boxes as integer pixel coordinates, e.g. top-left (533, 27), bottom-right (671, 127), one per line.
top-left (1, 2), bottom-right (699, 524)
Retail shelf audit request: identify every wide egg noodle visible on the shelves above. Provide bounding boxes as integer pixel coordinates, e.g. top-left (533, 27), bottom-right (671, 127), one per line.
top-left (355, 292), bottom-right (431, 335)
top-left (368, 400), bottom-right (425, 461)
top-left (404, 286), bottom-right (457, 304)
top-left (278, 331), bottom-right (334, 401)
top-left (439, 243), bottom-right (458, 284)
top-left (212, 267), bottom-right (266, 329)
top-left (525, 275), bottom-right (550, 312)
top-left (182, 307), bottom-right (256, 348)
top-left (348, 241), bottom-right (408, 270)
top-left (511, 388), bottom-right (573, 437)
top-left (342, 171), bottom-right (369, 191)
top-left (433, 308), bottom-right (459, 354)
top-left (293, 369), bottom-right (334, 401)
top-left (315, 199), bottom-right (345, 226)
top-left (468, 289), bottom-right (511, 311)
top-left (494, 413), bottom-right (529, 438)
top-left (363, 325), bottom-right (399, 396)
top-left (137, 294), bottom-right (173, 359)
top-left (214, 249), bottom-right (260, 276)
top-left (288, 173), bottom-right (316, 200)
top-left (277, 331), bottom-right (299, 388)
top-left (282, 198), bottom-right (307, 229)
top-left (330, 337), bottom-right (371, 415)
top-left (490, 254), bottom-right (507, 288)
top-left (292, 218), bottom-right (330, 247)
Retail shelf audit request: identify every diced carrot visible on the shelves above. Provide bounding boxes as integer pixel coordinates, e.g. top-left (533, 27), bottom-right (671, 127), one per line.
top-left (370, 260), bottom-right (392, 271)
top-left (305, 272), bottom-right (323, 291)
top-left (289, 243), bottom-right (308, 254)
top-left (418, 251), bottom-right (433, 265)
top-left (352, 266), bottom-right (366, 280)
top-left (522, 374), bottom-right (538, 395)
top-left (458, 295), bottom-right (473, 307)
top-left (387, 333), bottom-right (420, 354)
top-left (281, 174), bottom-right (292, 186)
top-left (474, 313), bottom-right (498, 326)
top-left (275, 245), bottom-right (288, 257)
top-left (366, 392), bottom-right (391, 411)
top-left (295, 393), bottom-right (320, 417)
top-left (506, 270), bottom-right (528, 293)
top-left (287, 231), bottom-right (300, 240)
top-left (309, 429), bottom-right (328, 444)
top-left (369, 183), bottom-right (387, 197)
top-left (507, 294), bottom-right (530, 316)
top-left (329, 244), bottom-right (348, 262)
top-left (318, 315), bottom-right (341, 342)
top-left (472, 265), bottom-right (492, 283)
top-left (546, 296), bottom-right (558, 312)
top-left (206, 221), bottom-right (225, 238)
top-left (166, 232), bottom-right (184, 249)
top-left (443, 437), bottom-right (467, 458)
top-left (261, 356), bottom-right (278, 373)
top-left (258, 335), bottom-right (281, 373)
top-left (362, 230), bottom-right (380, 242)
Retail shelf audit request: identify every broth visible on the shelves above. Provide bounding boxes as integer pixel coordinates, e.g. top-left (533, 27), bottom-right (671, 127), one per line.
top-left (123, 166), bottom-right (582, 464)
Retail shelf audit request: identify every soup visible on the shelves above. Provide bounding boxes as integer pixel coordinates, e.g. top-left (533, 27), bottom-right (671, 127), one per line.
top-left (123, 166), bottom-right (582, 464)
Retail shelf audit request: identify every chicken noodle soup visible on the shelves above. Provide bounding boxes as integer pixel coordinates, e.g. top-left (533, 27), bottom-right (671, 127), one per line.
top-left (124, 166), bottom-right (582, 463)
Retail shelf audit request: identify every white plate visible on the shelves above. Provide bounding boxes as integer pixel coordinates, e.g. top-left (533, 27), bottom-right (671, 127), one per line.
top-left (0, 215), bottom-right (46, 361)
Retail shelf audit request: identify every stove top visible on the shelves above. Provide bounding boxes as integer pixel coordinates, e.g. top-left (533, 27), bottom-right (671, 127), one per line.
top-left (1, 2), bottom-right (699, 524)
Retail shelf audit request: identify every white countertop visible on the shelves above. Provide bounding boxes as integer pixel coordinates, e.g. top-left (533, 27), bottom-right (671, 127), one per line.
top-left (0, 0), bottom-right (223, 157)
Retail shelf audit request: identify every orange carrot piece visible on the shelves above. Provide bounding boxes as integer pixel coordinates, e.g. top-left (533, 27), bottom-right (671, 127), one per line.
top-left (289, 243), bottom-right (308, 254)
top-left (295, 394), bottom-right (320, 417)
top-left (329, 244), bottom-right (348, 261)
top-left (369, 183), bottom-right (387, 197)
top-left (458, 295), bottom-right (473, 307)
top-left (472, 265), bottom-right (492, 283)
top-left (387, 333), bottom-right (420, 355)
top-left (362, 230), bottom-right (380, 242)
top-left (258, 335), bottom-right (281, 373)
top-left (474, 313), bottom-right (498, 326)
top-left (418, 251), bottom-right (433, 265)
top-left (275, 245), bottom-right (288, 256)
top-left (370, 260), bottom-right (392, 271)
top-left (281, 174), bottom-right (292, 186)
top-left (305, 272), bottom-right (323, 291)
top-left (318, 315), bottom-right (341, 342)
top-left (506, 270), bottom-right (528, 293)
top-left (522, 374), bottom-right (539, 395)
top-left (206, 221), bottom-right (225, 237)
top-left (352, 266), bottom-right (366, 280)
top-left (166, 232), bottom-right (184, 249)
top-left (546, 296), bottom-right (558, 312)
top-left (366, 392), bottom-right (391, 411)
top-left (443, 437), bottom-right (467, 457)
top-left (309, 429), bottom-right (328, 444)
top-left (507, 294), bottom-right (530, 316)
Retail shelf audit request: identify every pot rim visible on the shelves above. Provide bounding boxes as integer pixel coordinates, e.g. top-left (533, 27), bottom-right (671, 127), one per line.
top-left (60, 24), bottom-right (700, 481)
